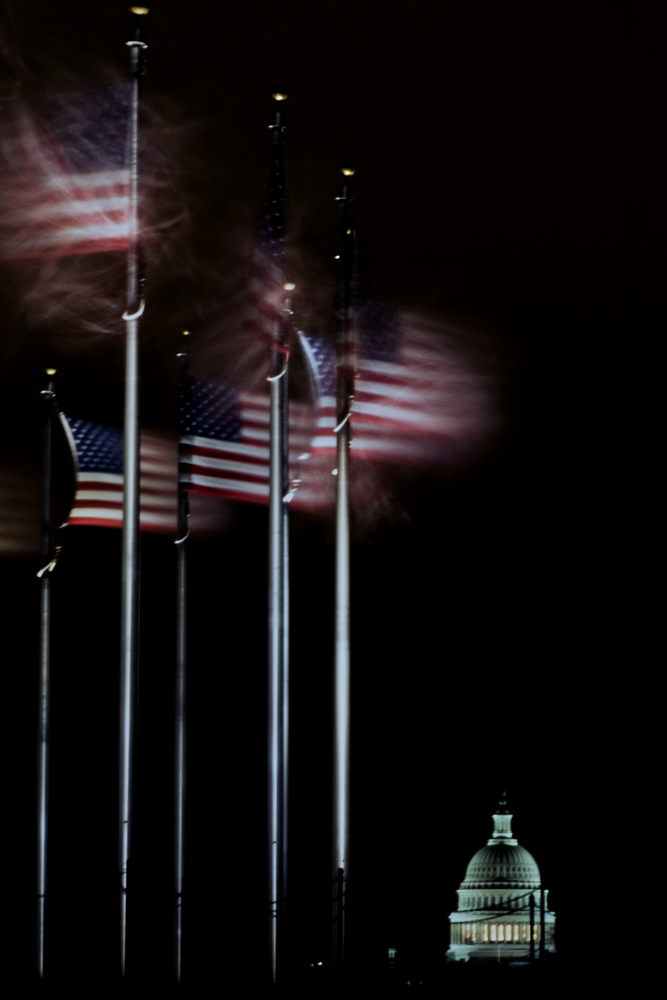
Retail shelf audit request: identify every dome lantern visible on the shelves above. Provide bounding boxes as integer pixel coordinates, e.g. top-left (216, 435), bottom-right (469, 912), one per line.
top-left (489, 792), bottom-right (517, 844)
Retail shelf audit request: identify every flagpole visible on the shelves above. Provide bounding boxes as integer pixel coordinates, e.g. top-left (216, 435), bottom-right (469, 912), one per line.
top-left (120, 7), bottom-right (147, 978)
top-left (332, 163), bottom-right (356, 984)
top-left (174, 330), bottom-right (190, 981)
top-left (266, 90), bottom-right (289, 985)
top-left (36, 367), bottom-right (56, 978)
top-left (280, 283), bottom-right (291, 974)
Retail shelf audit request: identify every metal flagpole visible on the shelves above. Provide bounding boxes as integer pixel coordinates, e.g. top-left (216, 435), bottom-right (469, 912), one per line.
top-left (266, 90), bottom-right (289, 985)
top-left (281, 282), bottom-right (291, 972)
top-left (332, 163), bottom-right (356, 984)
top-left (36, 367), bottom-right (57, 977)
top-left (174, 330), bottom-right (190, 981)
top-left (119, 7), bottom-right (147, 978)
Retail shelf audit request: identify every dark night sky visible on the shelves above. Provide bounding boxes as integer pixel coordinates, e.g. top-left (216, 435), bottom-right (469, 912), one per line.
top-left (1, 0), bottom-right (662, 990)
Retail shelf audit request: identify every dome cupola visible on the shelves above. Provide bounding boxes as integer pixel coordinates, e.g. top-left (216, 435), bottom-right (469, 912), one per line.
top-left (489, 791), bottom-right (516, 843)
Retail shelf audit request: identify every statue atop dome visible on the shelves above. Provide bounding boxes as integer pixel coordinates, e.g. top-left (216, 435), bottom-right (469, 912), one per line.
top-left (496, 791), bottom-right (510, 814)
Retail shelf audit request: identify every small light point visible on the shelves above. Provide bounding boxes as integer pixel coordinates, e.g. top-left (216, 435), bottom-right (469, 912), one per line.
top-left (340, 161), bottom-right (356, 176)
top-left (46, 369), bottom-right (56, 375)
top-left (271, 92), bottom-right (288, 102)
top-left (284, 282), bottom-right (296, 291)
top-left (130, 6), bottom-right (149, 14)
top-left (182, 330), bottom-right (190, 337)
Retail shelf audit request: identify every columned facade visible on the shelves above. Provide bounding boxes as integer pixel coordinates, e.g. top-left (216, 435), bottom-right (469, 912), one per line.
top-left (446, 796), bottom-right (556, 963)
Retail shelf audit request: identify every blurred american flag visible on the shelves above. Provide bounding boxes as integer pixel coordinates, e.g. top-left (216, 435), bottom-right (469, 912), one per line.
top-left (299, 304), bottom-right (491, 465)
top-left (2, 88), bottom-right (130, 259)
top-left (64, 418), bottom-right (177, 532)
top-left (179, 374), bottom-right (312, 505)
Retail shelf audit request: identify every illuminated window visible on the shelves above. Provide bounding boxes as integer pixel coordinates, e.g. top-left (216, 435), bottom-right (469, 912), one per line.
top-left (514, 924), bottom-right (519, 942)
top-left (521, 925), bottom-right (528, 941)
top-left (498, 925), bottom-right (504, 942)
top-left (483, 924), bottom-right (488, 942)
top-left (472, 924), bottom-right (477, 942)
top-left (490, 924), bottom-right (497, 942)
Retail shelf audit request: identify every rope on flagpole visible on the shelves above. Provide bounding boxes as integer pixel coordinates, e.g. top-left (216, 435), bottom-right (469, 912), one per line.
top-left (333, 412), bottom-right (351, 433)
top-left (36, 547), bottom-right (62, 578)
top-left (122, 299), bottom-right (145, 321)
top-left (266, 357), bottom-right (289, 381)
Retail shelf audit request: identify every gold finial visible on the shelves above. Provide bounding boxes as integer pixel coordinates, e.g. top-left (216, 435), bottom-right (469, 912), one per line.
top-left (46, 368), bottom-right (56, 375)
top-left (271, 91), bottom-right (288, 101)
top-left (341, 161), bottom-right (355, 176)
top-left (130, 7), bottom-right (149, 15)
top-left (284, 282), bottom-right (295, 291)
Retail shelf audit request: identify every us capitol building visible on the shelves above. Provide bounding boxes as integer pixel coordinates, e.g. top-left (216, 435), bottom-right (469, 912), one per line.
top-left (447, 795), bottom-right (556, 962)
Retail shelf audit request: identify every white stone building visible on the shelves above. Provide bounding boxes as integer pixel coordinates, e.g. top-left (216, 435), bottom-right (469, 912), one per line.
top-left (446, 796), bottom-right (556, 962)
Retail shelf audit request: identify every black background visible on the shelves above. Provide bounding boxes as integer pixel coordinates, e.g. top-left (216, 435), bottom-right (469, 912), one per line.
top-left (2, 0), bottom-right (661, 992)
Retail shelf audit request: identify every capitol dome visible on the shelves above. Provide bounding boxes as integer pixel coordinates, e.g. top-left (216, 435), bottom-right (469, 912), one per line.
top-left (446, 795), bottom-right (556, 963)
top-left (462, 844), bottom-right (540, 890)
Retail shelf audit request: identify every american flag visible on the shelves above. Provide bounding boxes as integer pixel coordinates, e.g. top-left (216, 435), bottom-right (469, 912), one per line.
top-left (63, 418), bottom-right (178, 533)
top-left (179, 374), bottom-right (312, 505)
top-left (2, 88), bottom-right (130, 259)
top-left (299, 304), bottom-right (491, 465)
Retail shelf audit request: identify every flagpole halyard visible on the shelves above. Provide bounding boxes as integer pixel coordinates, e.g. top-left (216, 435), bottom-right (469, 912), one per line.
top-left (119, 7), bottom-right (147, 978)
top-left (332, 163), bottom-right (356, 984)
